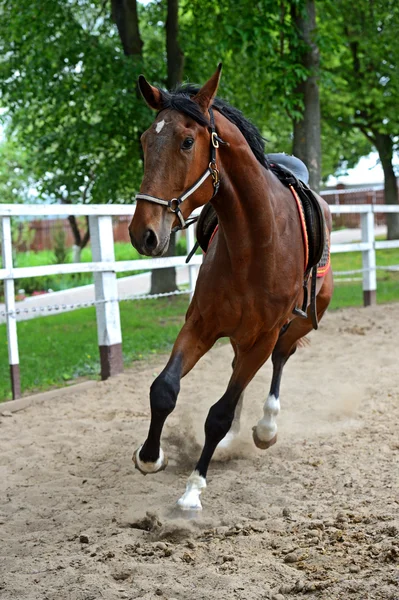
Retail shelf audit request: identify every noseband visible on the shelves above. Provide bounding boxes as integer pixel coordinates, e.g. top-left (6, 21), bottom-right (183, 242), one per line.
top-left (135, 108), bottom-right (224, 232)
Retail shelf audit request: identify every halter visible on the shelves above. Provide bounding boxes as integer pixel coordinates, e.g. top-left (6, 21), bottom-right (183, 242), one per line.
top-left (135, 107), bottom-right (224, 232)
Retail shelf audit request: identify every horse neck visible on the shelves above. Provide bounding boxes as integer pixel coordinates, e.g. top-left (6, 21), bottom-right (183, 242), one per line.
top-left (211, 144), bottom-right (277, 259)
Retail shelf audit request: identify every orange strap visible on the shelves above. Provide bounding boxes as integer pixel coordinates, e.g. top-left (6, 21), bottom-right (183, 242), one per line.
top-left (289, 184), bottom-right (309, 271)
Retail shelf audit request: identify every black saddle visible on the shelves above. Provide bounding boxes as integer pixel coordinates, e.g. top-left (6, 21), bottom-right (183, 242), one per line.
top-left (266, 153), bottom-right (309, 186)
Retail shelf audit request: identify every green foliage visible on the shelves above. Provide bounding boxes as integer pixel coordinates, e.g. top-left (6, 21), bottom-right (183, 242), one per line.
top-left (0, 0), bottom-right (152, 204)
top-left (319, 0), bottom-right (399, 158)
top-left (0, 139), bottom-right (34, 203)
top-left (0, 0), bottom-right (397, 208)
top-left (52, 227), bottom-right (69, 264)
top-left (180, 0), bottom-right (306, 148)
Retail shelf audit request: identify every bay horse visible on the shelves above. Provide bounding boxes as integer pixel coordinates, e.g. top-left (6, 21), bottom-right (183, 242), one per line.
top-left (129, 65), bottom-right (333, 511)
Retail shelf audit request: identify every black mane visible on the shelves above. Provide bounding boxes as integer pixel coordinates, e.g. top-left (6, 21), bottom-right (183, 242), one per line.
top-left (159, 84), bottom-right (268, 169)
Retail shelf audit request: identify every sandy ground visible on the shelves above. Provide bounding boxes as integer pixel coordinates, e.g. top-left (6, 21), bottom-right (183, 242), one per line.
top-left (0, 304), bottom-right (398, 600)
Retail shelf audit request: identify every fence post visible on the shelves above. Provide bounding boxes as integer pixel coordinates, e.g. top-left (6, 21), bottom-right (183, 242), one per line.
top-left (361, 208), bottom-right (376, 306)
top-left (89, 215), bottom-right (123, 380)
top-left (1, 216), bottom-right (21, 399)
top-left (186, 225), bottom-right (199, 299)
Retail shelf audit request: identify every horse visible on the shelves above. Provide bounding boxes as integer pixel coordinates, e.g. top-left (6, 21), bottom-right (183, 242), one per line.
top-left (128, 64), bottom-right (333, 511)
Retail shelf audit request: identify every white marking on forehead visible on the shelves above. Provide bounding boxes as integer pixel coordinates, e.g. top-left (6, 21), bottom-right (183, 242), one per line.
top-left (155, 119), bottom-right (166, 134)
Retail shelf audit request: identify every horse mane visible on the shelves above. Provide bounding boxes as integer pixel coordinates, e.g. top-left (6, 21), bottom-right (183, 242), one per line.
top-left (159, 84), bottom-right (269, 170)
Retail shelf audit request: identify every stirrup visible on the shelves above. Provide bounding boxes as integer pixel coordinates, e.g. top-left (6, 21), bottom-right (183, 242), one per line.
top-left (292, 275), bottom-right (309, 320)
top-left (292, 306), bottom-right (308, 319)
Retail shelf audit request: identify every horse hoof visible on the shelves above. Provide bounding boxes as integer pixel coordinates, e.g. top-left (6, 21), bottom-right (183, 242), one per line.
top-left (176, 471), bottom-right (206, 511)
top-left (252, 426), bottom-right (277, 450)
top-left (132, 445), bottom-right (168, 475)
top-left (176, 497), bottom-right (203, 512)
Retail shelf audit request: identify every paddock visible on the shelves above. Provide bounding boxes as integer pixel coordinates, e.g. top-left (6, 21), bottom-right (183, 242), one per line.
top-left (1, 303), bottom-right (398, 600)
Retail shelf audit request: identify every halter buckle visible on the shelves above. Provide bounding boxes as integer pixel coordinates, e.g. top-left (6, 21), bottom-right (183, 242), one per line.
top-left (211, 131), bottom-right (219, 149)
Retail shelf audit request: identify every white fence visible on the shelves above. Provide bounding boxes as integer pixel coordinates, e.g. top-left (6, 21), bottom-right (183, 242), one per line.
top-left (1, 203), bottom-right (399, 400)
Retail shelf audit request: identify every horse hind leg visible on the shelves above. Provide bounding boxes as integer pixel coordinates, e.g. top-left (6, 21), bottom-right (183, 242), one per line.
top-left (253, 268), bottom-right (333, 450)
top-left (217, 393), bottom-right (243, 449)
top-left (218, 341), bottom-right (244, 449)
top-left (252, 343), bottom-right (292, 450)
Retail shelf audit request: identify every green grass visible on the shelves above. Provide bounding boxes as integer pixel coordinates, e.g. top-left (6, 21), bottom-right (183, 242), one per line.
top-left (331, 243), bottom-right (399, 273)
top-left (0, 295), bottom-right (188, 401)
top-left (330, 244), bottom-right (399, 308)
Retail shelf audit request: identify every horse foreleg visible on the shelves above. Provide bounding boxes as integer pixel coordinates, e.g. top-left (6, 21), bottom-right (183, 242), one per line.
top-left (253, 269), bottom-right (333, 449)
top-left (177, 332), bottom-right (279, 510)
top-left (133, 312), bottom-right (217, 475)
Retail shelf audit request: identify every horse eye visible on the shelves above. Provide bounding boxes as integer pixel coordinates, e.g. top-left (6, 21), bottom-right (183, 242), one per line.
top-left (181, 137), bottom-right (194, 150)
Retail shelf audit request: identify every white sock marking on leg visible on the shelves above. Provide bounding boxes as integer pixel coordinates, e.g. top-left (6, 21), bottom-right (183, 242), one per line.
top-left (218, 394), bottom-right (243, 449)
top-left (177, 470), bottom-right (206, 511)
top-left (256, 394), bottom-right (280, 442)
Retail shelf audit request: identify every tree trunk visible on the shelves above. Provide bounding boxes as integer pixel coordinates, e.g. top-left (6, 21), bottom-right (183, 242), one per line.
top-left (111, 0), bottom-right (143, 58)
top-left (150, 0), bottom-right (185, 295)
top-left (72, 245), bottom-right (82, 263)
top-left (67, 215), bottom-right (90, 262)
top-left (166, 0), bottom-right (184, 90)
top-left (291, 0), bottom-right (321, 192)
top-left (373, 132), bottom-right (399, 240)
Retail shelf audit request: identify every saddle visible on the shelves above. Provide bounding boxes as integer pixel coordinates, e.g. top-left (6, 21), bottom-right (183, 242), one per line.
top-left (191, 153), bottom-right (328, 330)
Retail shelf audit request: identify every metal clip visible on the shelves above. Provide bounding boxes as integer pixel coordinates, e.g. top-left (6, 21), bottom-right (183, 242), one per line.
top-left (209, 162), bottom-right (219, 185)
top-left (211, 132), bottom-right (219, 149)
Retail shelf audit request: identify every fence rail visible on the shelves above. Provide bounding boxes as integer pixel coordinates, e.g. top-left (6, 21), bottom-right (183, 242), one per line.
top-left (2, 202), bottom-right (399, 400)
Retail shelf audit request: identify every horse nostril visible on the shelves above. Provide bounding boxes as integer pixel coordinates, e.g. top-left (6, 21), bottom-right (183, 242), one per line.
top-left (144, 229), bottom-right (158, 251)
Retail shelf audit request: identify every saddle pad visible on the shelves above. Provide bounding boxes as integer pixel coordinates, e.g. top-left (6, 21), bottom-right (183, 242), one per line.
top-left (289, 185), bottom-right (330, 278)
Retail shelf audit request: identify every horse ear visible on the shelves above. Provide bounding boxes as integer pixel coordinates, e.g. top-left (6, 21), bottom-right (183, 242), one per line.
top-left (138, 75), bottom-right (164, 111)
top-left (192, 63), bottom-right (222, 113)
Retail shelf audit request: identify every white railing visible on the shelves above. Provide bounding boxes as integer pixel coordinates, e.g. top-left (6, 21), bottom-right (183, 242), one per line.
top-left (0, 204), bottom-right (201, 399)
top-left (1, 203), bottom-right (399, 400)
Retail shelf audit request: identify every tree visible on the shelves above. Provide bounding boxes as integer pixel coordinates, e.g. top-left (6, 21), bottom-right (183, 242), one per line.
top-left (149, 0), bottom-right (185, 295)
top-left (0, 0), bottom-right (150, 258)
top-left (1, 0), bottom-right (395, 261)
top-left (320, 0), bottom-right (399, 238)
top-left (0, 138), bottom-right (33, 204)
top-left (181, 0), bottom-right (379, 188)
top-left (290, 0), bottom-right (321, 191)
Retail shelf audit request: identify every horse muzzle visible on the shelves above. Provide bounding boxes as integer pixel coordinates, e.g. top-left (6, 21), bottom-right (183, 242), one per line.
top-left (129, 226), bottom-right (169, 257)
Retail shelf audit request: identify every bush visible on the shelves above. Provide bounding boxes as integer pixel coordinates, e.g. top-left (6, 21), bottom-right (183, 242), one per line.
top-left (53, 227), bottom-right (69, 264)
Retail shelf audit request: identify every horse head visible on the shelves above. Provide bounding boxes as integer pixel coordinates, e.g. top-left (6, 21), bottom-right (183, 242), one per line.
top-left (129, 65), bottom-right (222, 256)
